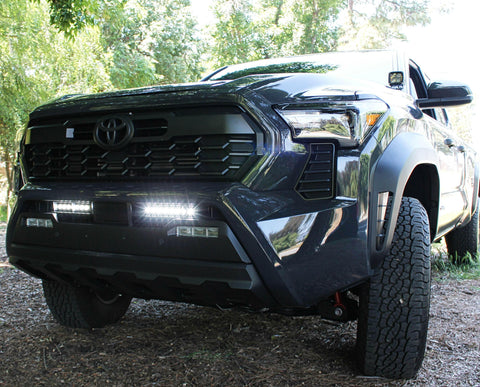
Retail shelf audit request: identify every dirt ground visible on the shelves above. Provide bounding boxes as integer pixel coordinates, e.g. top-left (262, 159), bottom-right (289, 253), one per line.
top-left (1, 224), bottom-right (479, 386)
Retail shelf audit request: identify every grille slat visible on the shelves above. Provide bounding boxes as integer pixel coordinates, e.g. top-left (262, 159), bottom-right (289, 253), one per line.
top-left (296, 143), bottom-right (335, 199)
top-left (26, 136), bottom-right (256, 180)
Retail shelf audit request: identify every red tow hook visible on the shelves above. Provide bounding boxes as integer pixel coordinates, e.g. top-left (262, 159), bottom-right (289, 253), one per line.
top-left (333, 292), bottom-right (346, 319)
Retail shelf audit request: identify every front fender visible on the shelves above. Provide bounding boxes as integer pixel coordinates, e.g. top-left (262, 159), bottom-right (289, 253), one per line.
top-left (369, 132), bottom-right (439, 266)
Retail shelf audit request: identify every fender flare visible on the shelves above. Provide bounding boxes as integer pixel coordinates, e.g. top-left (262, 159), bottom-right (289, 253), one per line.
top-left (369, 131), bottom-right (439, 267)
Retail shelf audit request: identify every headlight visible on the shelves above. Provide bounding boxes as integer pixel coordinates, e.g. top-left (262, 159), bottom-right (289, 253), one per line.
top-left (275, 99), bottom-right (388, 146)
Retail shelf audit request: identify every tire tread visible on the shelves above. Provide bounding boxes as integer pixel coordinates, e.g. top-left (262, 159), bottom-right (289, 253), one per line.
top-left (357, 197), bottom-right (431, 379)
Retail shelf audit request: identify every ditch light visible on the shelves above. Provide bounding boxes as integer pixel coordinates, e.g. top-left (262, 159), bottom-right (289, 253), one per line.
top-left (174, 226), bottom-right (219, 238)
top-left (142, 203), bottom-right (197, 220)
top-left (53, 200), bottom-right (92, 214)
top-left (25, 218), bottom-right (53, 228)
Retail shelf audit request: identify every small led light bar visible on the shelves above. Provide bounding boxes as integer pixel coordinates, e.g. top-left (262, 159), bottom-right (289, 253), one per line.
top-left (175, 226), bottom-right (219, 238)
top-left (53, 200), bottom-right (92, 214)
top-left (26, 218), bottom-right (53, 228)
top-left (142, 204), bottom-right (197, 219)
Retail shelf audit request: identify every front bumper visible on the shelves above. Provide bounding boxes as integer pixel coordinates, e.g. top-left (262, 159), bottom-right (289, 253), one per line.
top-left (7, 181), bottom-right (370, 309)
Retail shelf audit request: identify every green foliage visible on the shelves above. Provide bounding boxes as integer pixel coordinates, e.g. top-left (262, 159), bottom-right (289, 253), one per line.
top-left (432, 243), bottom-right (480, 280)
top-left (209, 0), bottom-right (343, 68)
top-left (0, 206), bottom-right (7, 222)
top-left (291, 0), bottom-right (341, 54)
top-left (210, 0), bottom-right (256, 66)
top-left (340, 0), bottom-right (432, 49)
top-left (34, 0), bottom-right (99, 36)
top-left (272, 232), bottom-right (298, 253)
top-left (209, 0), bottom-right (431, 68)
top-left (0, 0), bottom-right (112, 194)
top-left (100, 0), bottom-right (203, 88)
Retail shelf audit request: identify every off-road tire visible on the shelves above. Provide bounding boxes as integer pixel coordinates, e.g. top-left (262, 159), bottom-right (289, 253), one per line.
top-left (43, 280), bottom-right (132, 329)
top-left (357, 197), bottom-right (431, 379)
top-left (445, 208), bottom-right (478, 265)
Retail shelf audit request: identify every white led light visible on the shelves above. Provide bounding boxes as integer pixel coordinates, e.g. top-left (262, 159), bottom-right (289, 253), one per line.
top-left (177, 226), bottom-right (193, 237)
top-left (206, 227), bottom-right (219, 238)
top-left (174, 226), bottom-right (219, 238)
top-left (53, 200), bottom-right (92, 214)
top-left (26, 218), bottom-right (53, 228)
top-left (143, 204), bottom-right (197, 219)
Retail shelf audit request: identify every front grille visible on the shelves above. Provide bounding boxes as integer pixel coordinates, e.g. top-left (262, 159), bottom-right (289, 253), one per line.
top-left (296, 143), bottom-right (335, 199)
top-left (24, 106), bottom-right (261, 181)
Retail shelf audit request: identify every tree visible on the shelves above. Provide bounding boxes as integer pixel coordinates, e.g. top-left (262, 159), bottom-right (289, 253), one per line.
top-left (210, 0), bottom-right (256, 67)
top-left (37, 0), bottom-right (204, 88)
top-left (209, 0), bottom-right (343, 68)
top-left (290, 0), bottom-right (341, 54)
top-left (33, 0), bottom-right (99, 36)
top-left (340, 0), bottom-right (432, 49)
top-left (208, 0), bottom-right (432, 69)
top-left (100, 0), bottom-right (203, 88)
top-left (0, 0), bottom-right (112, 200)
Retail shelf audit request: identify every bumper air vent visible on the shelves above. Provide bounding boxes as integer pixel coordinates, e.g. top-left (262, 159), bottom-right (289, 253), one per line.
top-left (296, 143), bottom-right (335, 199)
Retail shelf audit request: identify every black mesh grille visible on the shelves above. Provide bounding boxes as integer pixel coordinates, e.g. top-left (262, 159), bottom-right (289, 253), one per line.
top-left (296, 143), bottom-right (335, 199)
top-left (24, 107), bottom-right (260, 181)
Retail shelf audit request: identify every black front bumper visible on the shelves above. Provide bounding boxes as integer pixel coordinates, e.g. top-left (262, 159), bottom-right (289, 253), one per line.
top-left (7, 181), bottom-right (370, 309)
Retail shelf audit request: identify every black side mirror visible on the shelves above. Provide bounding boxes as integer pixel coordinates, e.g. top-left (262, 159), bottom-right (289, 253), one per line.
top-left (417, 81), bottom-right (473, 108)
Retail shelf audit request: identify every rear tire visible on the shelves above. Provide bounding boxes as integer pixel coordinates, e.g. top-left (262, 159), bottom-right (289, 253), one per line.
top-left (357, 197), bottom-right (431, 379)
top-left (43, 280), bottom-right (132, 329)
top-left (445, 208), bottom-right (478, 265)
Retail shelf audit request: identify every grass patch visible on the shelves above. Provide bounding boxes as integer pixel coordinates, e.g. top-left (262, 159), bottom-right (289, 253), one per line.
top-left (0, 205), bottom-right (7, 222)
top-left (431, 242), bottom-right (480, 280)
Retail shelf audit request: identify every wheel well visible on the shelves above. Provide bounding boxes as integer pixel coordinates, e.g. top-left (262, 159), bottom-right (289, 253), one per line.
top-left (402, 164), bottom-right (439, 240)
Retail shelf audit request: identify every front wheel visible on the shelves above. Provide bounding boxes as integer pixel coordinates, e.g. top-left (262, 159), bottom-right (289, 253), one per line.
top-left (356, 197), bottom-right (431, 379)
top-left (43, 280), bottom-right (132, 329)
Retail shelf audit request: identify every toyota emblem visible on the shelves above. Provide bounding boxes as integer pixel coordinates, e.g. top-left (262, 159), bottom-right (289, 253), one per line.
top-left (94, 115), bottom-right (134, 150)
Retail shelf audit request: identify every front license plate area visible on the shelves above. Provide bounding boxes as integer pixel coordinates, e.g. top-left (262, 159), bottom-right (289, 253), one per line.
top-left (93, 201), bottom-right (130, 225)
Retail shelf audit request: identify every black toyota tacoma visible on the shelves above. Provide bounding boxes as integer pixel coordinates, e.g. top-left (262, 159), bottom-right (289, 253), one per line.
top-left (7, 50), bottom-right (478, 379)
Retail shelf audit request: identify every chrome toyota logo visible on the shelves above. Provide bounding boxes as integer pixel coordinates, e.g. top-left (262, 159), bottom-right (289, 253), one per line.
top-left (94, 115), bottom-right (134, 150)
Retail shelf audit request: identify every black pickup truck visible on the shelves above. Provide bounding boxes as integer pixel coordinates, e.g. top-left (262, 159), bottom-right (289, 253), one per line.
top-left (7, 50), bottom-right (478, 379)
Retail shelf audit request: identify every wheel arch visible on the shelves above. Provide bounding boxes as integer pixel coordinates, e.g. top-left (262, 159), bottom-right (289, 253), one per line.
top-left (369, 131), bottom-right (439, 267)
top-left (402, 164), bottom-right (440, 241)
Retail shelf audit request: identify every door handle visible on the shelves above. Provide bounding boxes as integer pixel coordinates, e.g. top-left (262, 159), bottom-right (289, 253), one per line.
top-left (444, 138), bottom-right (455, 148)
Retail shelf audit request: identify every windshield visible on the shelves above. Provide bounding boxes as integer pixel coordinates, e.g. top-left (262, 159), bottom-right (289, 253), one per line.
top-left (206, 51), bottom-right (398, 87)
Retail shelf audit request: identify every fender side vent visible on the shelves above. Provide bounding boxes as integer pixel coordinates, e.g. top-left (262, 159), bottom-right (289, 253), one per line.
top-left (296, 143), bottom-right (335, 200)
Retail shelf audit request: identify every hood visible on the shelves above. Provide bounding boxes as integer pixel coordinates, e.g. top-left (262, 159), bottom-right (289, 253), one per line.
top-left (29, 73), bottom-right (402, 120)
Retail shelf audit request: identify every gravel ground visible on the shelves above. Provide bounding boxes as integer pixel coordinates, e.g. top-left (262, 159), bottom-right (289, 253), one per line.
top-left (1, 224), bottom-right (479, 386)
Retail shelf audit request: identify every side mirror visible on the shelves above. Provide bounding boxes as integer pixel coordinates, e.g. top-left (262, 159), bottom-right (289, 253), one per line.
top-left (417, 81), bottom-right (473, 108)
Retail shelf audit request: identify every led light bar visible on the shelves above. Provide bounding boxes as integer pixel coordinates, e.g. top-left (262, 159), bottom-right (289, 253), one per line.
top-left (26, 218), bottom-right (53, 228)
top-left (142, 204), bottom-right (197, 219)
top-left (175, 226), bottom-right (219, 238)
top-left (53, 200), bottom-right (92, 214)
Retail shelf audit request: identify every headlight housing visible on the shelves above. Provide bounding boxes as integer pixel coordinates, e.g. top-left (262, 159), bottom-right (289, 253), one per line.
top-left (275, 99), bottom-right (388, 146)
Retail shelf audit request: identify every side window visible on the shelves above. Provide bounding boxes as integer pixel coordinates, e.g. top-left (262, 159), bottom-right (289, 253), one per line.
top-left (408, 78), bottom-right (418, 99)
top-left (434, 108), bottom-right (449, 126)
